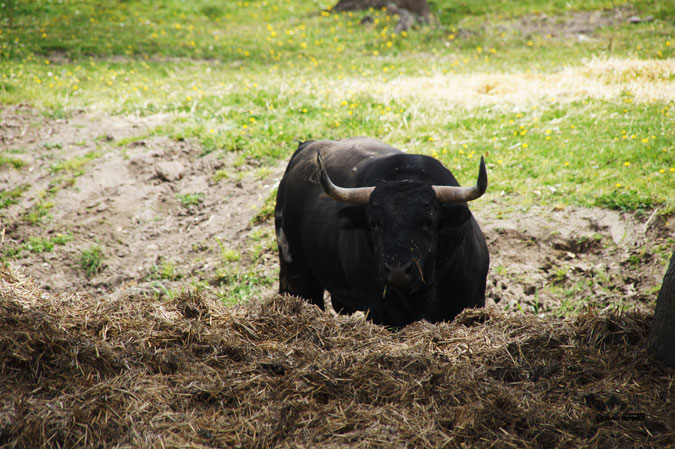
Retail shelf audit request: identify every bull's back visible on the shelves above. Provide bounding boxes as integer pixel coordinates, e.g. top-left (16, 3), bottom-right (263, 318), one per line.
top-left (275, 138), bottom-right (400, 291)
top-left (276, 137), bottom-right (401, 237)
top-left (285, 137), bottom-right (401, 186)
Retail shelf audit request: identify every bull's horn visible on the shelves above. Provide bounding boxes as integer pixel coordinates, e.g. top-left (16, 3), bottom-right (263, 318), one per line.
top-left (316, 151), bottom-right (374, 205)
top-left (432, 156), bottom-right (487, 203)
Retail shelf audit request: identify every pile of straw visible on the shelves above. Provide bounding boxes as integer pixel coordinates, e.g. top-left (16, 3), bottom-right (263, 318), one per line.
top-left (1, 266), bottom-right (673, 448)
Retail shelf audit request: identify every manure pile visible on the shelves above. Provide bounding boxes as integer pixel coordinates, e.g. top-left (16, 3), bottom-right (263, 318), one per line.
top-left (1, 267), bottom-right (673, 448)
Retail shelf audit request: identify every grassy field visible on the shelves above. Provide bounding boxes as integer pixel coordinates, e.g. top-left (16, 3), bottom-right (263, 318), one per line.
top-left (2, 0), bottom-right (673, 213)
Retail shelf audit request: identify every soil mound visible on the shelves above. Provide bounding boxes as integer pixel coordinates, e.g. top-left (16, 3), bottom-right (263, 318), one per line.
top-left (1, 266), bottom-right (673, 448)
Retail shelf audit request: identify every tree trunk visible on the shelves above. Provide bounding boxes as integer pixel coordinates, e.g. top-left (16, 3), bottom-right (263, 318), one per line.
top-left (646, 249), bottom-right (675, 366)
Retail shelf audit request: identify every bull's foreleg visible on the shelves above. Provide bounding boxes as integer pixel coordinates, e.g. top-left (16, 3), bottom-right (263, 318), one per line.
top-left (279, 259), bottom-right (325, 310)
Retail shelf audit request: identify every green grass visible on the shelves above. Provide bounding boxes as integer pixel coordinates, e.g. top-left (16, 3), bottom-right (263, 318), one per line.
top-left (79, 245), bottom-right (104, 278)
top-left (252, 189), bottom-right (277, 224)
top-left (1, 232), bottom-right (72, 260)
top-left (50, 151), bottom-right (102, 176)
top-left (215, 268), bottom-right (275, 306)
top-left (176, 192), bottom-right (204, 207)
top-left (23, 200), bottom-right (53, 225)
top-left (1, 0), bottom-right (673, 304)
top-left (0, 154), bottom-right (25, 169)
top-left (429, 99), bottom-right (674, 213)
top-left (148, 259), bottom-right (180, 281)
top-left (213, 237), bottom-right (274, 305)
top-left (216, 239), bottom-right (241, 263)
top-left (0, 184), bottom-right (29, 209)
top-left (24, 233), bottom-right (72, 253)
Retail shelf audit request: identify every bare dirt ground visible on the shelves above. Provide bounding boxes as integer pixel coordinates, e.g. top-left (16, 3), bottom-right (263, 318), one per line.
top-left (1, 106), bottom-right (672, 315)
top-left (1, 105), bottom-right (282, 299)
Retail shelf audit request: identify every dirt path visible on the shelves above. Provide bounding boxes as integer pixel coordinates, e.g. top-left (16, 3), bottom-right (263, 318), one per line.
top-left (1, 107), bottom-right (671, 313)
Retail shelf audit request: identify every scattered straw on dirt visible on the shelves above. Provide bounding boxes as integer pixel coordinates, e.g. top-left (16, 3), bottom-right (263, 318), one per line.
top-left (1, 265), bottom-right (673, 448)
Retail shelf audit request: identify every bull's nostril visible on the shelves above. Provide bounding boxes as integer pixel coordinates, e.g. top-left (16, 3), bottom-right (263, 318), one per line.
top-left (385, 261), bottom-right (416, 287)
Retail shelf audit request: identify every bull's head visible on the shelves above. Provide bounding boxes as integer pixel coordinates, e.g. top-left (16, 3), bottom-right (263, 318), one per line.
top-left (316, 151), bottom-right (487, 295)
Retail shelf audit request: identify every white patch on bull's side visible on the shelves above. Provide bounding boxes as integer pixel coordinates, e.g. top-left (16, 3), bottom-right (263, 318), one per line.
top-left (277, 228), bottom-right (293, 263)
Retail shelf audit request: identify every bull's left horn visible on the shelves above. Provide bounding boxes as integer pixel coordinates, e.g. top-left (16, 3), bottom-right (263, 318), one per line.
top-left (316, 151), bottom-right (374, 205)
top-left (432, 156), bottom-right (487, 203)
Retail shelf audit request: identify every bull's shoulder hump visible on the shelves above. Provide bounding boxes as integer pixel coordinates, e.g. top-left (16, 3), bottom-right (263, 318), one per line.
top-left (287, 138), bottom-right (403, 177)
top-left (339, 137), bottom-right (402, 155)
top-left (295, 137), bottom-right (401, 157)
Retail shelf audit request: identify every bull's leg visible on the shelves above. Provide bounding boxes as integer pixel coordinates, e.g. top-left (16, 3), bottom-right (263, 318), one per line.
top-left (275, 206), bottom-right (324, 309)
top-left (279, 258), bottom-right (325, 310)
top-left (329, 294), bottom-right (357, 315)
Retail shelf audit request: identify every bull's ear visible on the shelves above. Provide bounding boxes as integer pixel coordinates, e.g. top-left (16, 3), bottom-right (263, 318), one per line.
top-left (337, 206), bottom-right (367, 231)
top-left (439, 204), bottom-right (472, 228)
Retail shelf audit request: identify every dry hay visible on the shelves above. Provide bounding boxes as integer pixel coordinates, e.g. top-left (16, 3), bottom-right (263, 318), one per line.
top-left (342, 58), bottom-right (675, 109)
top-left (1, 265), bottom-right (674, 448)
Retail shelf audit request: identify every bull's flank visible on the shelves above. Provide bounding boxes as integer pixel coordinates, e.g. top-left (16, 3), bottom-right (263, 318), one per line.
top-left (1, 265), bottom-right (673, 448)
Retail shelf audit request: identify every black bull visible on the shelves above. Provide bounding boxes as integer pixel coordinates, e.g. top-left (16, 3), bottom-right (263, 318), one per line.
top-left (274, 137), bottom-right (489, 327)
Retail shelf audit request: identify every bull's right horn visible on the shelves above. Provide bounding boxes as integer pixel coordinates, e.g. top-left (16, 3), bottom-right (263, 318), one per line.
top-left (432, 156), bottom-right (487, 203)
top-left (316, 151), bottom-right (374, 205)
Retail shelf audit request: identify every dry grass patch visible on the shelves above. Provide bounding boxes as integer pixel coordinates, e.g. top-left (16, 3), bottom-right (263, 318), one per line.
top-left (341, 58), bottom-right (675, 108)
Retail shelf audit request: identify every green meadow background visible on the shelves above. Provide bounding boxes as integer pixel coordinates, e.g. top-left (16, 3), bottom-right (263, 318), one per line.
top-left (1, 0), bottom-right (673, 212)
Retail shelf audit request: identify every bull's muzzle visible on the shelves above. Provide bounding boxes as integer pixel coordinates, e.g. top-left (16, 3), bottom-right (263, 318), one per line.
top-left (384, 261), bottom-right (415, 289)
top-left (384, 258), bottom-right (426, 293)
